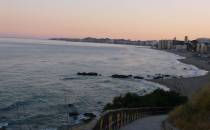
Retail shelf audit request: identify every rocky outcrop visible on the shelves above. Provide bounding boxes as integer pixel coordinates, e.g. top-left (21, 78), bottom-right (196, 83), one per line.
top-left (111, 74), bottom-right (132, 79)
top-left (82, 113), bottom-right (97, 123)
top-left (77, 72), bottom-right (99, 76)
top-left (84, 113), bottom-right (96, 118)
top-left (133, 76), bottom-right (144, 79)
top-left (69, 112), bottom-right (80, 117)
top-left (152, 74), bottom-right (178, 80)
top-left (68, 104), bottom-right (74, 107)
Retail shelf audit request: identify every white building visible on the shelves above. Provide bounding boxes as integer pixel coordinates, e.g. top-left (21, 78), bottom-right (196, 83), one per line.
top-left (158, 40), bottom-right (173, 49)
top-left (196, 38), bottom-right (210, 53)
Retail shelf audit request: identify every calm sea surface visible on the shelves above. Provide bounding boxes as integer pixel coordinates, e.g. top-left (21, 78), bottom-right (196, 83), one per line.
top-left (0, 38), bottom-right (207, 129)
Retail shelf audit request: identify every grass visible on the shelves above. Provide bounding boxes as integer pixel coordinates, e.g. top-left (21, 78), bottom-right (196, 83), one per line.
top-left (169, 86), bottom-right (210, 130)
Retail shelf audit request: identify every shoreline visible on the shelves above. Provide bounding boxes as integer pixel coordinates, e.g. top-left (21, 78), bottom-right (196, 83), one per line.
top-left (150, 50), bottom-right (210, 97)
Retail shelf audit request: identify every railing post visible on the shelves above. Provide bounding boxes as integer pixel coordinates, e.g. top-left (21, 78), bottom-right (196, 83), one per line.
top-left (108, 114), bottom-right (113, 130)
top-left (132, 112), bottom-right (134, 121)
top-left (117, 113), bottom-right (120, 129)
top-left (127, 114), bottom-right (130, 123)
top-left (120, 112), bottom-right (124, 127)
top-left (123, 112), bottom-right (127, 126)
top-left (100, 118), bottom-right (103, 130)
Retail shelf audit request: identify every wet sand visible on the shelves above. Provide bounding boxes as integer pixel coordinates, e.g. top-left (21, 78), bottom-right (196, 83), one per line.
top-left (150, 50), bottom-right (210, 97)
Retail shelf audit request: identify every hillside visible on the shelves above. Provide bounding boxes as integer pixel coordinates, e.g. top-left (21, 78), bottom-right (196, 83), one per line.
top-left (169, 86), bottom-right (210, 130)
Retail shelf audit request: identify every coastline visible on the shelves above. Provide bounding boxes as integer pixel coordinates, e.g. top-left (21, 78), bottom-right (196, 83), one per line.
top-left (150, 50), bottom-right (210, 97)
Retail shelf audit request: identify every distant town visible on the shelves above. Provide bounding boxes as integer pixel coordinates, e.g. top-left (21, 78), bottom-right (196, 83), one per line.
top-left (50, 36), bottom-right (210, 54)
top-left (49, 37), bottom-right (157, 46)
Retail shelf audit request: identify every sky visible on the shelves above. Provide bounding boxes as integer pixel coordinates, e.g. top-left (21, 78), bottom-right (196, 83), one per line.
top-left (0, 0), bottom-right (210, 40)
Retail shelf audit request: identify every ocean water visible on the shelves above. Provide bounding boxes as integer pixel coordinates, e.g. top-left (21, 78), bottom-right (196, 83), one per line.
top-left (0, 38), bottom-right (207, 129)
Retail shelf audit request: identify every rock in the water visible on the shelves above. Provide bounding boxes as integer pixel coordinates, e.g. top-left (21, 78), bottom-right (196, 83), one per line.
top-left (111, 74), bottom-right (132, 79)
top-left (164, 75), bottom-right (170, 77)
top-left (153, 76), bottom-right (163, 80)
top-left (69, 112), bottom-right (79, 117)
top-left (84, 113), bottom-right (96, 118)
top-left (77, 72), bottom-right (98, 76)
top-left (133, 76), bottom-right (144, 79)
top-left (172, 76), bottom-right (178, 79)
top-left (97, 101), bottom-right (102, 104)
top-left (81, 113), bottom-right (97, 123)
top-left (68, 104), bottom-right (74, 107)
top-left (0, 126), bottom-right (6, 130)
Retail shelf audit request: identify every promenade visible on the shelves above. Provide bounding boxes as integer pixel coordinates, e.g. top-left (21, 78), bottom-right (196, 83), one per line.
top-left (120, 115), bottom-right (167, 130)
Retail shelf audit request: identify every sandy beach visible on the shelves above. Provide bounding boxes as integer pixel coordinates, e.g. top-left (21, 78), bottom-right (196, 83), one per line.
top-left (150, 50), bottom-right (210, 97)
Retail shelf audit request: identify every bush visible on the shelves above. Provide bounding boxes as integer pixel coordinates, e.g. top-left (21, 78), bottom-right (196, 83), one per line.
top-left (103, 89), bottom-right (187, 111)
top-left (169, 86), bottom-right (210, 130)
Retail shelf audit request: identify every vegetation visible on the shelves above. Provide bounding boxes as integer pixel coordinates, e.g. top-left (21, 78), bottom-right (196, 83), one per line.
top-left (103, 89), bottom-right (187, 111)
top-left (169, 86), bottom-right (210, 130)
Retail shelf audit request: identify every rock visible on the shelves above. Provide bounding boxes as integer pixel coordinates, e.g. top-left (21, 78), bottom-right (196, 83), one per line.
top-left (0, 126), bottom-right (6, 130)
top-left (84, 113), bottom-right (96, 118)
top-left (97, 101), bottom-right (102, 104)
top-left (81, 113), bottom-right (97, 123)
top-left (69, 112), bottom-right (79, 117)
top-left (164, 75), bottom-right (170, 77)
top-left (172, 76), bottom-right (178, 79)
top-left (77, 72), bottom-right (98, 76)
top-left (133, 76), bottom-right (144, 79)
top-left (82, 118), bottom-right (93, 123)
top-left (153, 76), bottom-right (163, 80)
top-left (147, 75), bottom-right (152, 78)
top-left (0, 116), bottom-right (6, 120)
top-left (68, 104), bottom-right (74, 107)
top-left (111, 74), bottom-right (132, 79)
top-left (155, 74), bottom-right (161, 76)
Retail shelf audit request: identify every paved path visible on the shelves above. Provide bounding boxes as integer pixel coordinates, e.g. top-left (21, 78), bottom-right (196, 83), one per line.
top-left (120, 115), bottom-right (167, 130)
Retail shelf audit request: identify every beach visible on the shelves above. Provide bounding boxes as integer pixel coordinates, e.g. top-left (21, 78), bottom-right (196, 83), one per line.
top-left (150, 50), bottom-right (210, 97)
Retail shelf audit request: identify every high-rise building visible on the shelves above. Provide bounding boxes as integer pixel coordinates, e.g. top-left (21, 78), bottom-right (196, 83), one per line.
top-left (184, 36), bottom-right (189, 43)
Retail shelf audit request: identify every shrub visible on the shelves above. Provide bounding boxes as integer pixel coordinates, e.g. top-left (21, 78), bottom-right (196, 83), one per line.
top-left (169, 86), bottom-right (210, 130)
top-left (103, 89), bottom-right (187, 111)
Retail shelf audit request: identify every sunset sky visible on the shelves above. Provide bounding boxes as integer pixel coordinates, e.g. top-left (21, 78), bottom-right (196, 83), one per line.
top-left (0, 0), bottom-right (210, 40)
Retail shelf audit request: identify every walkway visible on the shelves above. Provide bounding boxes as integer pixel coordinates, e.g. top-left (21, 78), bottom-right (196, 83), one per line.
top-left (120, 115), bottom-right (167, 130)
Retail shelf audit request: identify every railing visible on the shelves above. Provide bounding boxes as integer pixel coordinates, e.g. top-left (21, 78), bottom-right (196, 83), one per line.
top-left (93, 107), bottom-right (173, 130)
top-left (64, 107), bottom-right (173, 130)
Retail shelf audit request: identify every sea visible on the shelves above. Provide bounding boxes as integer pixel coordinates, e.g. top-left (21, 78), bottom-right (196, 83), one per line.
top-left (0, 38), bottom-right (207, 129)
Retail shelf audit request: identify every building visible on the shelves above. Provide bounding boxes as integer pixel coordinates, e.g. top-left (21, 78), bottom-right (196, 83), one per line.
top-left (184, 36), bottom-right (189, 43)
top-left (158, 39), bottom-right (187, 50)
top-left (158, 40), bottom-right (173, 49)
top-left (196, 38), bottom-right (210, 53)
top-left (196, 43), bottom-right (208, 53)
top-left (196, 38), bottom-right (210, 44)
top-left (173, 40), bottom-right (187, 50)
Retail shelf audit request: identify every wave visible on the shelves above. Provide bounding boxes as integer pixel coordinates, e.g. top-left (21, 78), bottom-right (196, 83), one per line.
top-left (0, 101), bottom-right (31, 112)
top-left (0, 122), bottom-right (8, 128)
